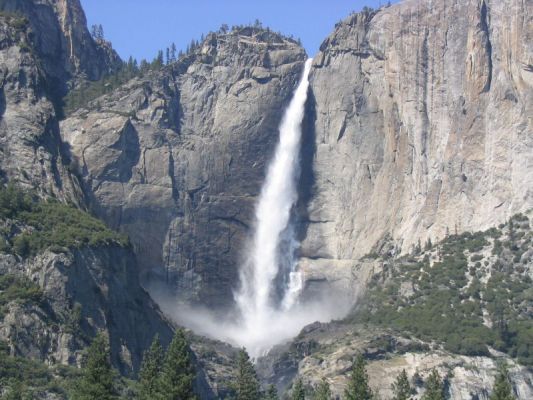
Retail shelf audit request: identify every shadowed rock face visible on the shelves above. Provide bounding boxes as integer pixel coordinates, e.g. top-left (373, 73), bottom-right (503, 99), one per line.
top-left (61, 30), bottom-right (307, 309)
top-left (0, 246), bottom-right (174, 376)
top-left (301, 0), bottom-right (533, 285)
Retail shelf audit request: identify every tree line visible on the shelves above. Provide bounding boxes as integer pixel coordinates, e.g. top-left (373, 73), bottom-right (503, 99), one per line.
top-left (68, 332), bottom-right (517, 400)
top-left (65, 20), bottom-right (302, 116)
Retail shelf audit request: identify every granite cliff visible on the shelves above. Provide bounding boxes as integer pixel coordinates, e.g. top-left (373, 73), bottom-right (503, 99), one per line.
top-left (0, 0), bottom-right (531, 397)
top-left (300, 0), bottom-right (532, 291)
top-left (61, 29), bottom-right (307, 309)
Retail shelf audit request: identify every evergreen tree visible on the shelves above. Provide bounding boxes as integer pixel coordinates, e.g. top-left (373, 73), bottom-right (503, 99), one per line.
top-left (264, 384), bottom-right (278, 400)
top-left (166, 47), bottom-right (170, 65)
top-left (72, 333), bottom-right (117, 400)
top-left (157, 329), bottom-right (196, 400)
top-left (313, 378), bottom-right (332, 400)
top-left (138, 335), bottom-right (164, 400)
top-left (3, 380), bottom-right (29, 400)
top-left (170, 43), bottom-right (177, 62)
top-left (152, 50), bottom-right (164, 69)
top-left (139, 59), bottom-right (150, 74)
top-left (234, 348), bottom-right (260, 400)
top-left (291, 379), bottom-right (305, 400)
top-left (421, 369), bottom-right (444, 400)
top-left (91, 24), bottom-right (104, 41)
top-left (189, 39), bottom-right (197, 53)
top-left (344, 354), bottom-right (373, 400)
top-left (489, 365), bottom-right (515, 400)
top-left (391, 370), bottom-right (412, 400)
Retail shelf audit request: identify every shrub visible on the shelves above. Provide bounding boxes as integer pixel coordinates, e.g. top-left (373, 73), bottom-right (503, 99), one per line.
top-left (0, 185), bottom-right (129, 258)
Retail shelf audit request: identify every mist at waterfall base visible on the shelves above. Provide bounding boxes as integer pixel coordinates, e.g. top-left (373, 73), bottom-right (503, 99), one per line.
top-left (150, 59), bottom-right (353, 358)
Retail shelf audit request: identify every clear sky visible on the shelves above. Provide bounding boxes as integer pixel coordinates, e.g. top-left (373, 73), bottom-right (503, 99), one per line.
top-left (80, 0), bottom-right (395, 62)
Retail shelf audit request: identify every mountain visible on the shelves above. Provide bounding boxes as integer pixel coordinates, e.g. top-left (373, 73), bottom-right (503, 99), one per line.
top-left (60, 28), bottom-right (306, 309)
top-left (300, 0), bottom-right (532, 292)
top-left (0, 0), bottom-right (530, 398)
top-left (0, 0), bottom-right (174, 393)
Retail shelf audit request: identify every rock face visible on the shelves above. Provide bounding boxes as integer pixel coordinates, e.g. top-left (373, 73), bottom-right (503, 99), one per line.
top-left (0, 0), bottom-right (122, 94)
top-left (61, 30), bottom-right (307, 309)
top-left (0, 13), bottom-right (81, 201)
top-left (300, 0), bottom-right (533, 283)
top-left (258, 323), bottom-right (533, 400)
top-left (0, 246), bottom-right (173, 376)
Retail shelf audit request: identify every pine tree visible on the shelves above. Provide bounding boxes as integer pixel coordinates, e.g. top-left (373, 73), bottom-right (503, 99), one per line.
top-left (170, 43), bottom-right (177, 62)
top-left (291, 379), bottom-right (305, 400)
top-left (152, 50), bottom-right (164, 69)
top-left (489, 365), bottom-right (515, 400)
top-left (264, 384), bottom-right (278, 400)
top-left (189, 39), bottom-right (197, 53)
top-left (313, 378), bottom-right (331, 400)
top-left (139, 59), bottom-right (150, 74)
top-left (3, 380), bottom-right (29, 400)
top-left (166, 47), bottom-right (170, 65)
top-left (157, 329), bottom-right (196, 400)
top-left (92, 24), bottom-right (104, 40)
top-left (72, 333), bottom-right (117, 400)
top-left (138, 335), bottom-right (164, 400)
top-left (344, 354), bottom-right (373, 400)
top-left (234, 348), bottom-right (260, 400)
top-left (421, 369), bottom-right (444, 400)
top-left (391, 370), bottom-right (412, 400)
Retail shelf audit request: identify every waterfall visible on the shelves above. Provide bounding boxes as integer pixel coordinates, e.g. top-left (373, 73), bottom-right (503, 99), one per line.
top-left (234, 58), bottom-right (313, 357)
top-left (161, 58), bottom-right (350, 358)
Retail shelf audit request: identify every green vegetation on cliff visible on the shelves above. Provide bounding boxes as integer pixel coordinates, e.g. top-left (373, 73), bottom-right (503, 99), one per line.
top-left (0, 330), bottom-right (197, 399)
top-left (0, 274), bottom-right (43, 318)
top-left (0, 184), bottom-right (129, 257)
top-left (0, 339), bottom-right (82, 399)
top-left (344, 354), bottom-right (373, 400)
top-left (352, 213), bottom-right (533, 365)
top-left (233, 348), bottom-right (261, 400)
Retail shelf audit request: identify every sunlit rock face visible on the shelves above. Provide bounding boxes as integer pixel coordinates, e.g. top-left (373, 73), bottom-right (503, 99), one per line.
top-left (301, 0), bottom-right (533, 285)
top-left (61, 29), bottom-right (307, 309)
top-left (0, 0), bottom-right (122, 92)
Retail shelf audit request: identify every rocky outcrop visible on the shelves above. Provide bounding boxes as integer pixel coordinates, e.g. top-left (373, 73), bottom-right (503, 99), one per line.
top-left (300, 0), bottom-right (533, 285)
top-left (61, 29), bottom-right (307, 309)
top-left (0, 0), bottom-right (122, 95)
top-left (0, 14), bottom-right (81, 201)
top-left (0, 245), bottom-right (174, 376)
top-left (258, 323), bottom-right (533, 399)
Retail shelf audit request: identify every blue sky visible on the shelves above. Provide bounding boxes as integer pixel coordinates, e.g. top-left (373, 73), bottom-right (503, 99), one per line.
top-left (80, 0), bottom-right (394, 62)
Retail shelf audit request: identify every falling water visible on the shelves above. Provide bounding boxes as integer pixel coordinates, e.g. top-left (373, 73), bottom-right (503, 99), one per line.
top-left (153, 58), bottom-right (351, 357)
top-left (234, 58), bottom-right (313, 356)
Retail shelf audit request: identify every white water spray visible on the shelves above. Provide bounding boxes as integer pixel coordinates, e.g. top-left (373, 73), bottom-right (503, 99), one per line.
top-left (153, 59), bottom-right (352, 358)
top-left (234, 58), bottom-right (313, 356)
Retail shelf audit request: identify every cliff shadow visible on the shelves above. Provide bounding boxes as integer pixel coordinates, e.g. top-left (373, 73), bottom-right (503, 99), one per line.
top-left (294, 86), bottom-right (317, 247)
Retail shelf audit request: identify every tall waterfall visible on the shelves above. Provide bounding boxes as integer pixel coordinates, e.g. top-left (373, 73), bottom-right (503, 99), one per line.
top-left (156, 58), bottom-right (350, 358)
top-left (234, 59), bottom-right (313, 357)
